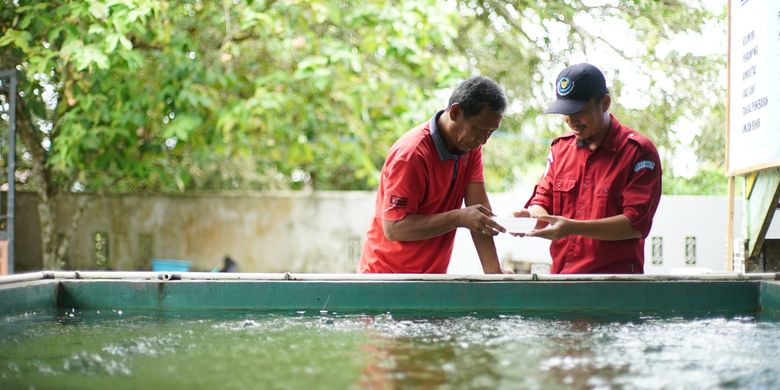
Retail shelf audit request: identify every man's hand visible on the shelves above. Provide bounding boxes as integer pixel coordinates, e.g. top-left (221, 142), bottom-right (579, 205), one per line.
top-left (460, 204), bottom-right (506, 236)
top-left (525, 215), bottom-right (573, 240)
top-left (509, 209), bottom-right (549, 237)
top-left (522, 214), bottom-right (640, 241)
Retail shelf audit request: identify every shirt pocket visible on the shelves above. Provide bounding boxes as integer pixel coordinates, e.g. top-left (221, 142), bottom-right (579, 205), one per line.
top-left (595, 185), bottom-right (624, 219)
top-left (552, 178), bottom-right (578, 217)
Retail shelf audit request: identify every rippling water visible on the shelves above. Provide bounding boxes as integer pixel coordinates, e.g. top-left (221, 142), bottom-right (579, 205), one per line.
top-left (1, 309), bottom-right (779, 389)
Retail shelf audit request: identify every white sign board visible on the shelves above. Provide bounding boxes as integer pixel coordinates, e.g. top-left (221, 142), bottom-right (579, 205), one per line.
top-left (728, 0), bottom-right (780, 175)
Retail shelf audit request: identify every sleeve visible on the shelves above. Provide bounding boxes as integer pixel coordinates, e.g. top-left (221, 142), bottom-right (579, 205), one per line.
top-left (622, 141), bottom-right (662, 237)
top-left (380, 153), bottom-right (427, 221)
top-left (524, 149), bottom-right (555, 212)
top-left (465, 146), bottom-right (485, 183)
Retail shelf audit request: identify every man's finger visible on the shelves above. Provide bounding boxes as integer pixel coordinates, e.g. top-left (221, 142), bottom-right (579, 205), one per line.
top-left (512, 209), bottom-right (530, 218)
top-left (525, 229), bottom-right (546, 239)
top-left (485, 220), bottom-right (506, 233)
top-left (535, 215), bottom-right (555, 223)
top-left (476, 204), bottom-right (494, 216)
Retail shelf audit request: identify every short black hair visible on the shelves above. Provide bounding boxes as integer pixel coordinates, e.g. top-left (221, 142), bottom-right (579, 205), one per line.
top-left (447, 76), bottom-right (507, 118)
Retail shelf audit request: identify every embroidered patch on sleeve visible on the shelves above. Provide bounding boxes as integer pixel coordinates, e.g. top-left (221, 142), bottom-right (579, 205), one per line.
top-left (389, 195), bottom-right (409, 207)
top-left (634, 160), bottom-right (656, 172)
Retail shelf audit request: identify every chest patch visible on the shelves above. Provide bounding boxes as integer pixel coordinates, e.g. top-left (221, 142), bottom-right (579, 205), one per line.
top-left (634, 160), bottom-right (655, 172)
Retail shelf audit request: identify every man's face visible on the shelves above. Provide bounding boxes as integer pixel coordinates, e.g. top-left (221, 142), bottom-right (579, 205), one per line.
top-left (451, 106), bottom-right (503, 152)
top-left (562, 96), bottom-right (609, 148)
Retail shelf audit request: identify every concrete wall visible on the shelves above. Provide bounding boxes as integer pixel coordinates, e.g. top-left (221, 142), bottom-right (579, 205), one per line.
top-left (13, 191), bottom-right (374, 273)
top-left (11, 191), bottom-right (780, 274)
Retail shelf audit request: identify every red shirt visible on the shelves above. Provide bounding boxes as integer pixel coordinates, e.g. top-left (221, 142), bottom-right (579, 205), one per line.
top-left (526, 114), bottom-right (662, 274)
top-left (360, 111), bottom-right (484, 273)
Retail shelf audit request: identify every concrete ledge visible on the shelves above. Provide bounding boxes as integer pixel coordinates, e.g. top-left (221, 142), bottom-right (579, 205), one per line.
top-left (760, 281), bottom-right (780, 314)
top-left (2, 271), bottom-right (777, 316)
top-left (0, 279), bottom-right (58, 317)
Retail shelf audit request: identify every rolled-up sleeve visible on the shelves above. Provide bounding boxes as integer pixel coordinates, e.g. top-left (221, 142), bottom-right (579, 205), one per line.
top-left (622, 148), bottom-right (662, 237)
top-left (525, 175), bottom-right (553, 212)
top-left (525, 150), bottom-right (555, 212)
top-left (381, 154), bottom-right (426, 222)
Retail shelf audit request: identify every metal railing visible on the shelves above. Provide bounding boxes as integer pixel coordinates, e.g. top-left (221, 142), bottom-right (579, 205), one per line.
top-left (0, 68), bottom-right (16, 275)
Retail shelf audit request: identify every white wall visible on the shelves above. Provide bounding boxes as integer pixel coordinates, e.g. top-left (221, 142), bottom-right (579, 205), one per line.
top-left (16, 191), bottom-right (779, 274)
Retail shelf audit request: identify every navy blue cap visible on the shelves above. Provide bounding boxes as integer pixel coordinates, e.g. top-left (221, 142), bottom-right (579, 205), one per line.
top-left (545, 63), bottom-right (609, 114)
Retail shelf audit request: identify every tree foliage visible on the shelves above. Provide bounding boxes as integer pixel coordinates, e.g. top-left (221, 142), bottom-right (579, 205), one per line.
top-left (459, 0), bottom-right (726, 191)
top-left (1, 0), bottom-right (727, 268)
top-left (3, 0), bottom-right (470, 194)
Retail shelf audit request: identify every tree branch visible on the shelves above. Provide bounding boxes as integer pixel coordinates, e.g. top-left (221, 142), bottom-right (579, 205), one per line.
top-left (484, 0), bottom-right (535, 46)
top-left (15, 95), bottom-right (53, 198)
top-left (55, 194), bottom-right (90, 268)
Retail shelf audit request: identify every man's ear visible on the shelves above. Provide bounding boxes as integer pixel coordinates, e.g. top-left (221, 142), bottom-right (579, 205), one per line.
top-left (448, 103), bottom-right (462, 121)
top-left (601, 94), bottom-right (612, 112)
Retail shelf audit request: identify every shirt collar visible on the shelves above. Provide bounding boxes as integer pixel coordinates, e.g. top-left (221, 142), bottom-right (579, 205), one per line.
top-left (601, 113), bottom-right (621, 152)
top-left (429, 110), bottom-right (461, 161)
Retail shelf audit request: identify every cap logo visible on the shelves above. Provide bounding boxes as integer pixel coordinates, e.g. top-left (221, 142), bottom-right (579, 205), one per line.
top-left (557, 77), bottom-right (574, 96)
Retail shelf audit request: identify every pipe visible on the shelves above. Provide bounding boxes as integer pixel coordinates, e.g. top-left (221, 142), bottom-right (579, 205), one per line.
top-left (0, 272), bottom-right (46, 285)
top-left (280, 273), bottom-right (535, 282)
top-left (73, 271), bottom-right (160, 280)
top-left (173, 272), bottom-right (287, 281)
top-left (1, 271), bottom-right (778, 284)
top-left (159, 272), bottom-right (179, 281)
top-left (533, 273), bottom-right (780, 282)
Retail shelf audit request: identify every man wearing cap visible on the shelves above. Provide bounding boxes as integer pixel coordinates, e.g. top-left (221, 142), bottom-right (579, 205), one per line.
top-left (515, 63), bottom-right (662, 274)
top-left (359, 76), bottom-right (509, 274)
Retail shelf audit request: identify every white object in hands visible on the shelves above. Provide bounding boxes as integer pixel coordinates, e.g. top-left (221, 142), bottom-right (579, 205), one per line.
top-left (491, 216), bottom-right (537, 234)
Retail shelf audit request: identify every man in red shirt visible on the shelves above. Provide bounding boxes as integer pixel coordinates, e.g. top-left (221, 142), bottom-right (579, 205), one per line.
top-left (516, 63), bottom-right (662, 274)
top-left (359, 76), bottom-right (509, 274)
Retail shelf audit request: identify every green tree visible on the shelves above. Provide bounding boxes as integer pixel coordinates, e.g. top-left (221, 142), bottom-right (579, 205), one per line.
top-left (1, 0), bottom-right (167, 269)
top-left (1, 0), bottom-right (465, 269)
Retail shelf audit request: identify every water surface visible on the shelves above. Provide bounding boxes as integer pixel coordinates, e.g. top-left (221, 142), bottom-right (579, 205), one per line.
top-left (1, 309), bottom-right (778, 389)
